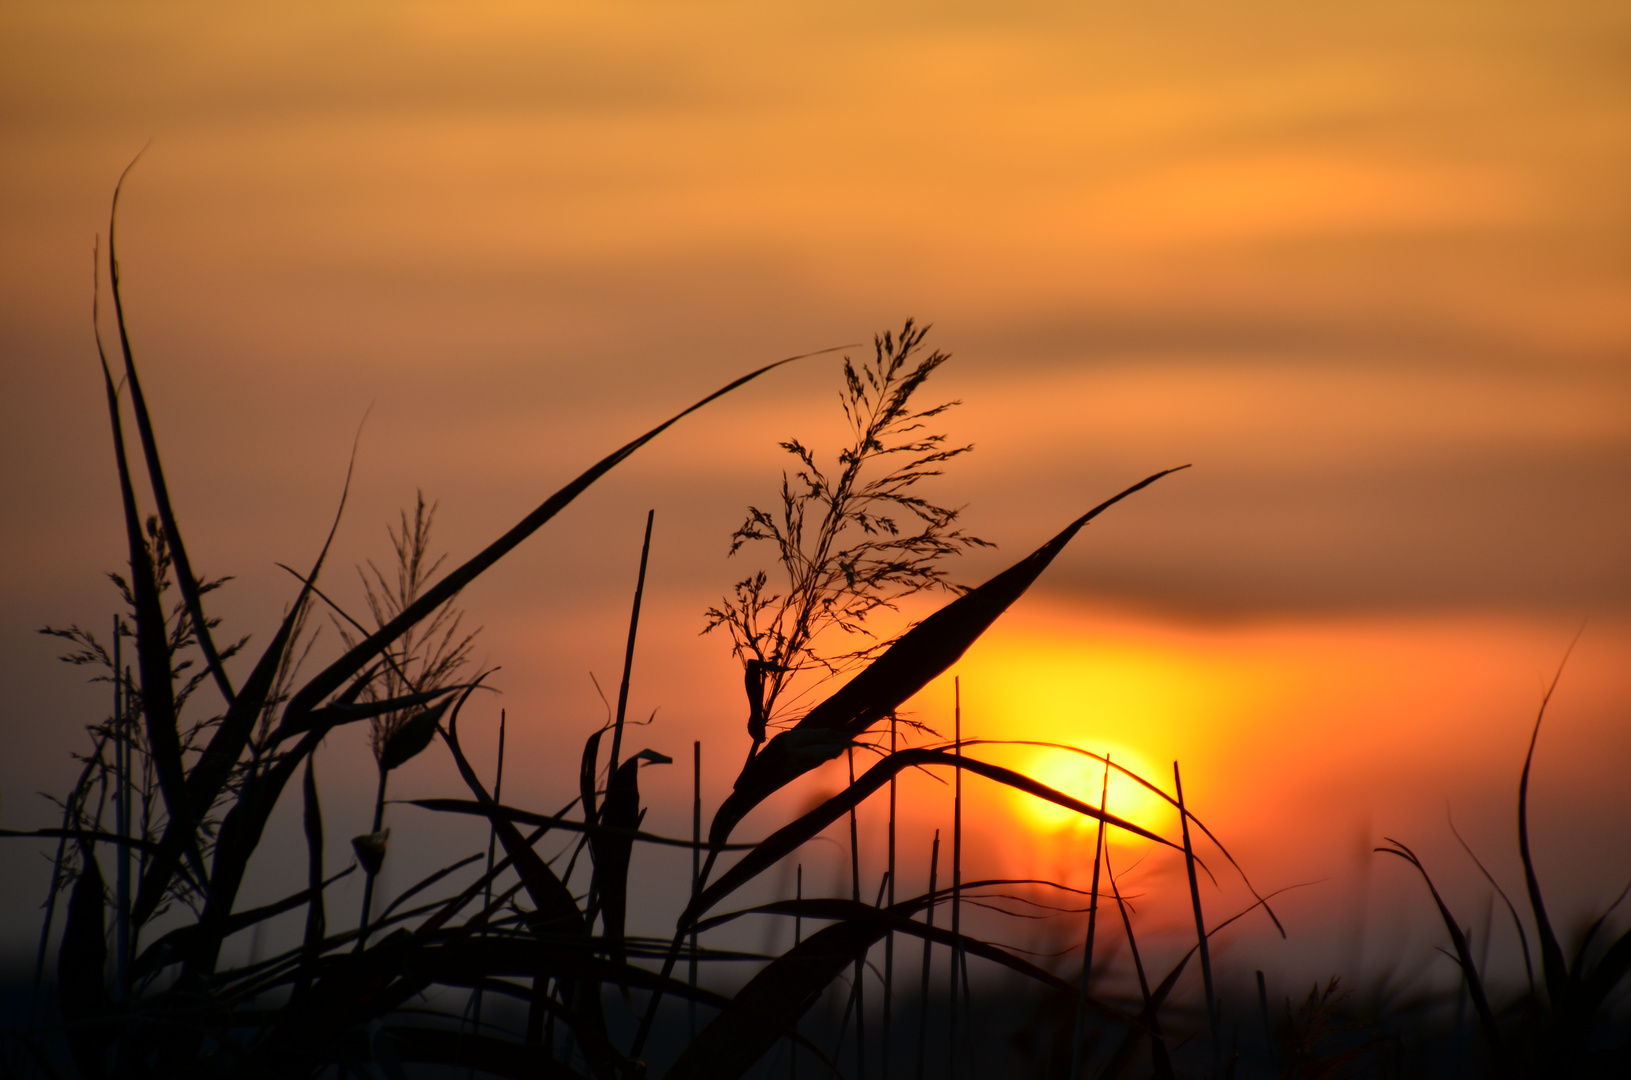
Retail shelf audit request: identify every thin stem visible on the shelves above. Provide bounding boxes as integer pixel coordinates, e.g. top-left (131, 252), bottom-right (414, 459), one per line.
top-left (847, 746), bottom-right (867, 1080)
top-left (113, 615), bottom-right (131, 997)
top-left (1070, 754), bottom-right (1110, 1079)
top-left (915, 829), bottom-right (940, 1080)
top-left (949, 678), bottom-right (962, 1074)
top-left (792, 863), bottom-right (802, 1080)
top-left (884, 713), bottom-right (897, 1080)
top-left (1175, 761), bottom-right (1221, 1074)
top-left (690, 738), bottom-right (701, 1040)
top-left (1257, 969), bottom-right (1275, 1074)
top-left (356, 766), bottom-right (388, 950)
top-left (1109, 845), bottom-right (1170, 1075)
top-left (609, 510), bottom-right (655, 775)
top-left (471, 709), bottom-right (505, 1055)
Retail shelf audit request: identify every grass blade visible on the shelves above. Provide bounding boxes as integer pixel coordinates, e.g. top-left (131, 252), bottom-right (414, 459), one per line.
top-left (694, 747), bottom-right (1175, 925)
top-left (691, 740), bottom-right (702, 1041)
top-left (282, 351), bottom-right (833, 732)
top-left (1101, 848), bottom-right (1175, 1080)
top-left (1070, 754), bottom-right (1110, 1080)
top-left (1517, 649), bottom-right (1575, 1015)
top-left (949, 680), bottom-right (962, 1073)
top-left (1174, 761), bottom-right (1221, 1074)
top-left (1376, 838), bottom-right (1504, 1057)
top-left (295, 756), bottom-right (325, 1000)
top-left (94, 303), bottom-right (196, 891)
top-left (1448, 811), bottom-right (1537, 999)
top-left (916, 829), bottom-right (939, 1080)
top-left (107, 159), bottom-right (235, 706)
top-left (608, 509), bottom-right (654, 775)
top-left (136, 425), bottom-right (359, 929)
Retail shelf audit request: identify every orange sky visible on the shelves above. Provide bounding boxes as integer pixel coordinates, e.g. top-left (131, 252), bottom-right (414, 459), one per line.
top-left (2, 0), bottom-right (1628, 991)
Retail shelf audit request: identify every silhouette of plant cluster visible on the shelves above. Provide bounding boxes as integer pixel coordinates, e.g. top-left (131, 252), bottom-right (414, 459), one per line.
top-left (23, 164), bottom-right (1622, 1080)
top-left (703, 319), bottom-right (990, 750)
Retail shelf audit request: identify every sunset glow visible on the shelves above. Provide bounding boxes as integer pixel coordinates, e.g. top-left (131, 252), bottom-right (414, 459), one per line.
top-left (3, 2), bottom-right (1628, 1073)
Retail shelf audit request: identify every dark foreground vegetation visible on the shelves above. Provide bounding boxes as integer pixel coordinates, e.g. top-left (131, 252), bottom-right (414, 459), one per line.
top-left (3, 171), bottom-right (1627, 1078)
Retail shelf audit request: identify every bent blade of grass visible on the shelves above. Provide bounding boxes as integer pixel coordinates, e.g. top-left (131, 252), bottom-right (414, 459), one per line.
top-left (1517, 644), bottom-right (1577, 1015)
top-left (141, 437), bottom-right (359, 932)
top-left (965, 738), bottom-right (1284, 934)
top-left (1376, 838), bottom-right (1504, 1057)
top-left (282, 348), bottom-right (838, 732)
top-left (94, 316), bottom-right (198, 894)
top-left (1101, 878), bottom-right (1313, 1078)
top-left (1100, 851), bottom-right (1175, 1080)
top-left (1070, 755), bottom-right (1110, 1080)
top-left (107, 161), bottom-right (235, 706)
top-left (194, 361), bottom-right (806, 986)
top-left (438, 689), bottom-right (623, 1080)
top-left (1174, 761), bottom-right (1221, 1075)
top-left (608, 508), bottom-right (654, 776)
top-left (693, 747), bottom-right (1176, 927)
top-left (295, 757), bottom-right (325, 1000)
top-left (137, 466), bottom-right (354, 927)
top-left (713, 467), bottom-right (1189, 844)
top-left (1449, 810), bottom-right (1537, 999)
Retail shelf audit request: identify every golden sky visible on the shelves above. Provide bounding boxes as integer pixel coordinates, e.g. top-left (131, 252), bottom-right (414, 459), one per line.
top-left (2, 0), bottom-right (1628, 983)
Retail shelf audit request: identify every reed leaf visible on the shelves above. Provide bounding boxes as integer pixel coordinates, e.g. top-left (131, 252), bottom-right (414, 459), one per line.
top-left (94, 331), bottom-right (194, 890)
top-left (1518, 662), bottom-right (1571, 1017)
top-left (279, 351), bottom-right (827, 735)
top-left (106, 160), bottom-right (236, 706)
top-left (296, 756), bottom-right (325, 1000)
top-left (694, 747), bottom-right (1175, 926)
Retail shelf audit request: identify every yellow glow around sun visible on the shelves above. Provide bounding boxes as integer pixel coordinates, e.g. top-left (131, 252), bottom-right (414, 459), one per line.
top-left (938, 614), bottom-right (1276, 847)
top-left (1016, 744), bottom-right (1168, 841)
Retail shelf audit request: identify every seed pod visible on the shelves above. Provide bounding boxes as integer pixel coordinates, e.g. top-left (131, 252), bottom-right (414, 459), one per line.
top-left (351, 829), bottom-right (390, 876)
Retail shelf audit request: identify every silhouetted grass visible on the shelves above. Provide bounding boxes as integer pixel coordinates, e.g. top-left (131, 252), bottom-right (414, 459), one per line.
top-left (17, 162), bottom-right (1623, 1080)
top-left (4, 167), bottom-right (1224, 1080)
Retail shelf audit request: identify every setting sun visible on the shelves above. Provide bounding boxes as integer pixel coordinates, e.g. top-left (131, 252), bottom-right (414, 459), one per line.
top-left (1011, 742), bottom-right (1169, 841)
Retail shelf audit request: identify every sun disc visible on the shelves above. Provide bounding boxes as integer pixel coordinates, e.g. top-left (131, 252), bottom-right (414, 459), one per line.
top-left (1010, 744), bottom-right (1168, 842)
